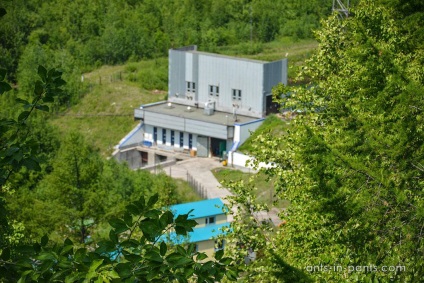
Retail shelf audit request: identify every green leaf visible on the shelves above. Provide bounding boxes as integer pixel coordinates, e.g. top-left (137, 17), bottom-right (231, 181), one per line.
top-left (160, 210), bottom-right (174, 227)
top-left (0, 81), bottom-right (12, 94)
top-left (109, 229), bottom-right (118, 244)
top-left (53, 78), bottom-right (66, 87)
top-left (176, 245), bottom-right (186, 256)
top-left (33, 243), bottom-right (41, 254)
top-left (41, 235), bottom-right (49, 247)
top-left (22, 158), bottom-right (41, 171)
top-left (87, 259), bottom-right (104, 280)
top-left (0, 68), bottom-right (6, 81)
top-left (34, 81), bottom-right (44, 96)
top-left (123, 211), bottom-right (132, 227)
top-left (226, 269), bottom-right (238, 281)
top-left (139, 218), bottom-right (162, 241)
top-left (64, 238), bottom-right (73, 246)
top-left (115, 262), bottom-right (132, 278)
top-left (219, 257), bottom-right (232, 265)
top-left (147, 193), bottom-right (159, 207)
top-left (144, 251), bottom-right (163, 263)
top-left (35, 104), bottom-right (49, 112)
top-left (74, 248), bottom-right (87, 261)
top-left (0, 247), bottom-right (10, 260)
top-left (123, 252), bottom-right (142, 262)
top-left (60, 245), bottom-right (74, 255)
top-left (145, 209), bottom-right (161, 219)
top-left (175, 225), bottom-right (187, 235)
top-left (37, 252), bottom-right (56, 261)
top-left (160, 241), bottom-right (167, 256)
top-left (38, 65), bottom-right (47, 82)
top-left (215, 249), bottom-right (224, 261)
top-left (106, 270), bottom-right (120, 279)
top-left (108, 218), bottom-right (128, 234)
top-left (196, 253), bottom-right (208, 261)
top-left (0, 8), bottom-right (6, 18)
top-left (95, 240), bottom-right (115, 254)
top-left (126, 204), bottom-right (140, 215)
top-left (48, 68), bottom-right (62, 80)
top-left (18, 111), bottom-right (30, 122)
top-left (15, 98), bottom-right (30, 105)
top-left (120, 239), bottom-right (139, 249)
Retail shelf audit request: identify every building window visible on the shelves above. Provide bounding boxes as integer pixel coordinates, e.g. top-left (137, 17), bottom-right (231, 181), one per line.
top-left (171, 130), bottom-right (175, 146)
top-left (153, 127), bottom-right (157, 143)
top-left (162, 129), bottom-right (166, 144)
top-left (232, 89), bottom-right (241, 101)
top-left (179, 132), bottom-right (184, 148)
top-left (209, 85), bottom-right (219, 97)
top-left (189, 134), bottom-right (193, 149)
top-left (215, 240), bottom-right (225, 251)
top-left (205, 216), bottom-right (215, 225)
top-left (187, 81), bottom-right (196, 93)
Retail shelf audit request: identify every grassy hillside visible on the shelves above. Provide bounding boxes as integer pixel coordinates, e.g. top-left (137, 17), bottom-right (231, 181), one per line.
top-left (217, 37), bottom-right (318, 80)
top-left (212, 168), bottom-right (289, 208)
top-left (51, 61), bottom-right (167, 156)
top-left (238, 114), bottom-right (290, 154)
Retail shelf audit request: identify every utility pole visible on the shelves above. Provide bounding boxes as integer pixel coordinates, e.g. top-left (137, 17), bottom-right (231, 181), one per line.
top-left (332, 0), bottom-right (349, 18)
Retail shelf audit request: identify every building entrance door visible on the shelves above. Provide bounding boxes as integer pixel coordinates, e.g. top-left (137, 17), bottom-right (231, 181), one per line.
top-left (211, 138), bottom-right (226, 157)
top-left (197, 136), bottom-right (209, 157)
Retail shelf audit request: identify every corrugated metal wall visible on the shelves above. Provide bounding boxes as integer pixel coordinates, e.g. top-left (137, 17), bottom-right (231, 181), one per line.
top-left (263, 59), bottom-right (288, 92)
top-left (144, 111), bottom-right (229, 140)
top-left (144, 111), bottom-right (185, 131)
top-left (169, 50), bottom-right (187, 98)
top-left (185, 119), bottom-right (227, 139)
top-left (197, 55), bottom-right (264, 118)
top-left (168, 48), bottom-right (288, 119)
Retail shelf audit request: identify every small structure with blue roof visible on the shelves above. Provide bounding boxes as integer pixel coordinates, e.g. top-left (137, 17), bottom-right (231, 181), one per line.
top-left (160, 198), bottom-right (231, 257)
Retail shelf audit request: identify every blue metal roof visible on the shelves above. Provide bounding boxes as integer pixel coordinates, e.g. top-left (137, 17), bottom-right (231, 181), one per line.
top-left (169, 198), bottom-right (227, 219)
top-left (160, 222), bottom-right (231, 244)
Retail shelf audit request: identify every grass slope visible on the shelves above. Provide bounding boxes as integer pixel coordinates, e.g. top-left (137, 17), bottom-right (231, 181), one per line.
top-left (238, 114), bottom-right (290, 154)
top-left (212, 168), bottom-right (289, 209)
top-left (51, 62), bottom-right (167, 156)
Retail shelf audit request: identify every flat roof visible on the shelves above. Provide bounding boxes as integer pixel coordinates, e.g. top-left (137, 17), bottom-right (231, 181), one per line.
top-left (169, 198), bottom-right (227, 219)
top-left (171, 45), bottom-right (279, 64)
top-left (141, 102), bottom-right (260, 126)
top-left (189, 50), bottom-right (269, 64)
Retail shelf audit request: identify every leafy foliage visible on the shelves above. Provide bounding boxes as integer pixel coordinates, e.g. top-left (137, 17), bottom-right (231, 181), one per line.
top-left (1, 194), bottom-right (238, 282)
top-left (225, 2), bottom-right (424, 282)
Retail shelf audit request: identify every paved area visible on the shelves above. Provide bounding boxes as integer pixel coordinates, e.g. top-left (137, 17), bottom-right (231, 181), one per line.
top-left (154, 157), bottom-right (282, 226)
top-left (164, 157), bottom-right (231, 199)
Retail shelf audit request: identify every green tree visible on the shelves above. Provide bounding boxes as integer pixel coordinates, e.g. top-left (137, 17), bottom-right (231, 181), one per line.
top-left (37, 132), bottom-right (104, 243)
top-left (226, 2), bottom-right (423, 282)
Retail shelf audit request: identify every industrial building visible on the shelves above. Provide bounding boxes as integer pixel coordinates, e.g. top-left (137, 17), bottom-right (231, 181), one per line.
top-left (115, 46), bottom-right (287, 167)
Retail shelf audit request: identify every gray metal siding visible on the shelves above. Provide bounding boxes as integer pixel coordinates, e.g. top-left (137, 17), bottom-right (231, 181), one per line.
top-left (169, 50), bottom-right (187, 98)
top-left (185, 119), bottom-right (228, 139)
top-left (144, 111), bottom-right (229, 139)
top-left (197, 55), bottom-right (264, 118)
top-left (263, 59), bottom-right (288, 93)
top-left (196, 136), bottom-right (209, 157)
top-left (144, 112), bottom-right (185, 131)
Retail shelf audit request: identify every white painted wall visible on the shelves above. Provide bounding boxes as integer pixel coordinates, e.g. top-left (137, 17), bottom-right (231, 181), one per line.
top-left (234, 119), bottom-right (264, 145)
top-left (143, 125), bottom-right (198, 150)
top-left (228, 151), bottom-right (276, 170)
